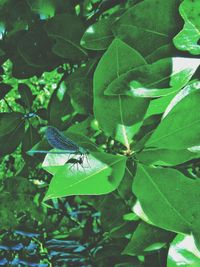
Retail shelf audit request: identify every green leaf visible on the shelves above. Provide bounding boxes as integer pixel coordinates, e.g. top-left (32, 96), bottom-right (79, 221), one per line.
top-left (45, 13), bottom-right (87, 61)
top-left (17, 27), bottom-right (59, 68)
top-left (0, 118), bottom-right (25, 157)
top-left (133, 164), bottom-right (200, 236)
top-left (44, 151), bottom-right (126, 200)
top-left (18, 83), bottom-right (34, 110)
top-left (21, 125), bottom-right (40, 157)
top-left (137, 148), bottom-right (200, 166)
top-left (81, 16), bottom-right (114, 50)
top-left (27, 0), bottom-right (55, 18)
top-left (144, 80), bottom-right (200, 119)
top-left (113, 0), bottom-right (181, 57)
top-left (105, 58), bottom-right (200, 98)
top-left (104, 58), bottom-right (172, 97)
top-left (167, 234), bottom-right (200, 267)
top-left (0, 112), bottom-right (23, 137)
top-left (94, 38), bottom-right (149, 146)
top-left (146, 89), bottom-right (200, 149)
top-left (88, 193), bottom-right (131, 232)
top-left (0, 83), bottom-right (12, 99)
top-left (173, 0), bottom-right (200, 55)
top-left (66, 59), bottom-right (96, 114)
top-left (47, 84), bottom-right (73, 128)
top-left (123, 222), bottom-right (174, 256)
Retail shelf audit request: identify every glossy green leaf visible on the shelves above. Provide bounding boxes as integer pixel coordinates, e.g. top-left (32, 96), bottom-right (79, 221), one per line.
top-left (113, 0), bottom-right (181, 57)
top-left (144, 80), bottom-right (200, 118)
top-left (45, 13), bottom-right (87, 60)
top-left (44, 152), bottom-right (126, 200)
top-left (123, 222), bottom-right (174, 256)
top-left (81, 16), bottom-right (114, 50)
top-left (146, 90), bottom-right (200, 149)
top-left (94, 38), bottom-right (149, 146)
top-left (173, 0), bottom-right (200, 55)
top-left (105, 58), bottom-right (200, 98)
top-left (167, 234), bottom-right (200, 267)
top-left (133, 164), bottom-right (200, 236)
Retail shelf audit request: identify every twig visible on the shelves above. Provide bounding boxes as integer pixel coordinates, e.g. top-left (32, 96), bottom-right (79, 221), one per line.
top-left (3, 97), bottom-right (14, 112)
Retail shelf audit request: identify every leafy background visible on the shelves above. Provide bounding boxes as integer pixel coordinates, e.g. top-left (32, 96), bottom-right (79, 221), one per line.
top-left (0, 0), bottom-right (200, 266)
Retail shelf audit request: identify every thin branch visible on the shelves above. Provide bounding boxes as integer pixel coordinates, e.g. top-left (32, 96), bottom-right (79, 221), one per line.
top-left (3, 97), bottom-right (14, 112)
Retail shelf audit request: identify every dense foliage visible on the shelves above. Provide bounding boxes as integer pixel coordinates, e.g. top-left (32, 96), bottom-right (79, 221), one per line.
top-left (0, 0), bottom-right (200, 266)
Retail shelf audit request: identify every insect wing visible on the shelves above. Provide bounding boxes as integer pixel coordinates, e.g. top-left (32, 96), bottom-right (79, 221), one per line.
top-left (45, 126), bottom-right (79, 153)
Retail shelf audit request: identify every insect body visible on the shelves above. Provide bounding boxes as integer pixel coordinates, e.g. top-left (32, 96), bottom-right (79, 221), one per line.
top-left (45, 126), bottom-right (88, 156)
top-left (27, 126), bottom-right (89, 167)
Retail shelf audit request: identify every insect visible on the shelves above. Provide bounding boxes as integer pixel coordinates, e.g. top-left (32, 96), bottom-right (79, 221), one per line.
top-left (27, 126), bottom-right (89, 169)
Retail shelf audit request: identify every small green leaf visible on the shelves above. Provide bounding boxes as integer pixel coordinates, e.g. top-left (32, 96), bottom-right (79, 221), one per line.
top-left (173, 0), bottom-right (200, 55)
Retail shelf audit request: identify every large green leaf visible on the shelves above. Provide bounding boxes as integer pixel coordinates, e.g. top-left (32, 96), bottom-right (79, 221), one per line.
top-left (133, 164), bottom-right (200, 236)
top-left (113, 0), bottom-right (181, 57)
top-left (44, 152), bottom-right (126, 200)
top-left (173, 0), bottom-right (200, 55)
top-left (93, 38), bottom-right (149, 147)
top-left (146, 89), bottom-right (200, 149)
